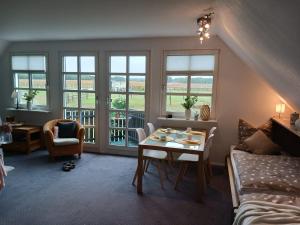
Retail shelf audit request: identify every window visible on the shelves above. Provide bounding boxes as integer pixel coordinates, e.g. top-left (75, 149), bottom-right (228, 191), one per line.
top-left (62, 55), bottom-right (96, 144)
top-left (11, 55), bottom-right (48, 108)
top-left (162, 51), bottom-right (217, 117)
top-left (108, 54), bottom-right (148, 148)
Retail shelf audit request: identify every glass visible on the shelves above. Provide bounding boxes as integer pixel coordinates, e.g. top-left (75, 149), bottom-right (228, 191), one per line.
top-left (110, 94), bottom-right (126, 110)
top-left (109, 112), bottom-right (126, 128)
top-left (129, 56), bottom-right (146, 73)
top-left (64, 74), bottom-right (78, 90)
top-left (80, 110), bottom-right (95, 126)
top-left (81, 92), bottom-right (95, 109)
top-left (14, 73), bottom-right (29, 88)
top-left (63, 92), bottom-right (78, 107)
top-left (128, 130), bottom-right (139, 147)
top-left (109, 129), bottom-right (125, 146)
top-left (84, 127), bottom-right (95, 144)
top-left (166, 95), bottom-right (186, 112)
top-left (64, 109), bottom-right (79, 120)
top-left (128, 94), bottom-right (144, 111)
top-left (63, 56), bottom-right (78, 72)
top-left (190, 55), bottom-right (215, 71)
top-left (110, 56), bottom-right (126, 73)
top-left (195, 96), bottom-right (212, 108)
top-left (33, 90), bottom-right (47, 106)
top-left (110, 75), bottom-right (126, 92)
top-left (166, 56), bottom-right (189, 71)
top-left (32, 73), bottom-right (46, 89)
top-left (128, 112), bottom-right (144, 128)
top-left (166, 76), bottom-right (187, 93)
top-left (80, 56), bottom-right (95, 73)
top-left (129, 76), bottom-right (145, 92)
top-left (81, 74), bottom-right (95, 91)
top-left (190, 76), bottom-right (213, 94)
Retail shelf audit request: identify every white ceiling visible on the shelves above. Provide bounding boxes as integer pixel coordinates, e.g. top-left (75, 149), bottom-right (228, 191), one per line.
top-left (0, 0), bottom-right (214, 41)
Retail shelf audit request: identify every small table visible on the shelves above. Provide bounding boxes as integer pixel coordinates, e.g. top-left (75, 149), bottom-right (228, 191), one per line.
top-left (136, 129), bottom-right (206, 201)
top-left (3, 125), bottom-right (43, 154)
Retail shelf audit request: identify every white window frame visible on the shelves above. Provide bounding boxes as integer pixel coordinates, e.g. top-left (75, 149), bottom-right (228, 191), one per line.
top-left (10, 52), bottom-right (49, 110)
top-left (105, 51), bottom-right (150, 152)
top-left (161, 50), bottom-right (218, 119)
top-left (60, 52), bottom-right (98, 146)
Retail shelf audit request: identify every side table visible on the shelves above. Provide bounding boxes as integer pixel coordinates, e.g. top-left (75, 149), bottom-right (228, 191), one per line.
top-left (2, 125), bottom-right (43, 154)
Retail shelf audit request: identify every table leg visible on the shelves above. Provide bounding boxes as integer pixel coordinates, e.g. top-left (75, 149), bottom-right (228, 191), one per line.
top-left (196, 153), bottom-right (204, 202)
top-left (137, 145), bottom-right (143, 194)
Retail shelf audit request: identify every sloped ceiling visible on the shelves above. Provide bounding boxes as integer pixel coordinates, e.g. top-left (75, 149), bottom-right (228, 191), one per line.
top-left (215, 0), bottom-right (300, 111)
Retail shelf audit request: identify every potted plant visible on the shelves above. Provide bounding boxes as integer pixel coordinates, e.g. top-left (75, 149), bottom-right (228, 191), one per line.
top-left (181, 96), bottom-right (198, 120)
top-left (23, 90), bottom-right (38, 110)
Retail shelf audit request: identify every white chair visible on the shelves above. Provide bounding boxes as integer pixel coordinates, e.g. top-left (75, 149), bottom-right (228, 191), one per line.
top-left (174, 133), bottom-right (215, 189)
top-left (132, 128), bottom-right (168, 189)
top-left (208, 126), bottom-right (217, 137)
top-left (147, 122), bottom-right (155, 135)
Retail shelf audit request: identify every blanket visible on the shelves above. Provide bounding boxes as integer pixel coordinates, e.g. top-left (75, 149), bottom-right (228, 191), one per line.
top-left (233, 201), bottom-right (300, 225)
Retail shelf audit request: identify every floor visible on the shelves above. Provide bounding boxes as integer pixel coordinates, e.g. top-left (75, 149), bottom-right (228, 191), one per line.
top-left (0, 150), bottom-right (233, 225)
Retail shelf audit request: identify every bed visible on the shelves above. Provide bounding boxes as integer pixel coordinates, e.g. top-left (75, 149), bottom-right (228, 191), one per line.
top-left (228, 118), bottom-right (300, 224)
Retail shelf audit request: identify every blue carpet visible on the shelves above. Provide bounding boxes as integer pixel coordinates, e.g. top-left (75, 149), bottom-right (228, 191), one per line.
top-left (0, 150), bottom-right (232, 225)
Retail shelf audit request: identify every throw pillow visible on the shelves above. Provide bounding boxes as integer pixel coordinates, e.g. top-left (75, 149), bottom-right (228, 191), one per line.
top-left (57, 122), bottom-right (76, 138)
top-left (53, 126), bottom-right (59, 139)
top-left (244, 130), bottom-right (281, 155)
top-left (234, 118), bottom-right (273, 151)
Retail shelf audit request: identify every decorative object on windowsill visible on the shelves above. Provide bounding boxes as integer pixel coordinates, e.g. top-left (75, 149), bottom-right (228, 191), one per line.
top-left (196, 12), bottom-right (214, 44)
top-left (295, 119), bottom-right (300, 131)
top-left (194, 111), bottom-right (199, 121)
top-left (200, 104), bottom-right (210, 121)
top-left (181, 96), bottom-right (198, 120)
top-left (290, 112), bottom-right (299, 125)
top-left (23, 90), bottom-right (38, 111)
top-left (166, 113), bottom-right (173, 119)
top-left (11, 90), bottom-right (19, 109)
top-left (275, 103), bottom-right (285, 119)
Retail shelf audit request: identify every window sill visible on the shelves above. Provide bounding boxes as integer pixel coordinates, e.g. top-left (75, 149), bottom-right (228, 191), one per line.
top-left (157, 117), bottom-right (217, 122)
top-left (6, 108), bottom-right (51, 113)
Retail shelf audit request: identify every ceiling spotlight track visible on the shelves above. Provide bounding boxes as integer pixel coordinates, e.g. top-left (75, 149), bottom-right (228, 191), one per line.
top-left (197, 12), bottom-right (214, 44)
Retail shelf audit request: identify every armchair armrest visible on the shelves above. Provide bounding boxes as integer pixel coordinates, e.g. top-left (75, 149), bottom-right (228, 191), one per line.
top-left (76, 125), bottom-right (85, 144)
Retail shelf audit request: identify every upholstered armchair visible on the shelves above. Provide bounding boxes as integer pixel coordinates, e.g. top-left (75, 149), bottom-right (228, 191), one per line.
top-left (43, 119), bottom-right (85, 159)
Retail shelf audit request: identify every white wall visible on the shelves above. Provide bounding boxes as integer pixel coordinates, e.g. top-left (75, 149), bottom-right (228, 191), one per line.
top-left (0, 36), bottom-right (288, 165)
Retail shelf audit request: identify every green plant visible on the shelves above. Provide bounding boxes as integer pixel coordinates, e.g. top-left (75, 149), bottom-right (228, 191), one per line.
top-left (23, 90), bottom-right (38, 102)
top-left (112, 96), bottom-right (126, 109)
top-left (181, 96), bottom-right (198, 110)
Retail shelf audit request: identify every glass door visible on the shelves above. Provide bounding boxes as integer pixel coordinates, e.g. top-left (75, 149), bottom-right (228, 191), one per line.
top-left (107, 53), bottom-right (148, 150)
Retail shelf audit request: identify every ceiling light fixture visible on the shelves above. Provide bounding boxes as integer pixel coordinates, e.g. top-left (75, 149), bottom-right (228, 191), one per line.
top-left (197, 12), bottom-right (214, 44)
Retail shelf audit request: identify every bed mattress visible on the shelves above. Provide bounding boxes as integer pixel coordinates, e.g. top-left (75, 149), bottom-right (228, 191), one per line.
top-left (230, 147), bottom-right (300, 195)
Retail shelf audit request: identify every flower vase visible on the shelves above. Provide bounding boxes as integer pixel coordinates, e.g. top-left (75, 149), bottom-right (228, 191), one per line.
top-left (27, 101), bottom-right (32, 110)
top-left (200, 105), bottom-right (210, 121)
top-left (185, 109), bottom-right (191, 120)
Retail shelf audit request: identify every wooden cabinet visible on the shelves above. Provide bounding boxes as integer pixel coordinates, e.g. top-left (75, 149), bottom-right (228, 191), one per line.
top-left (3, 126), bottom-right (43, 154)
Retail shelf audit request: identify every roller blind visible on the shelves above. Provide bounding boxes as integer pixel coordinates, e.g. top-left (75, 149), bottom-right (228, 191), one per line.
top-left (12, 55), bottom-right (46, 71)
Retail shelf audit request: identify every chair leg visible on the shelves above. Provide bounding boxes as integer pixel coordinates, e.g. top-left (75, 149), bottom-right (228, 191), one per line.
top-left (78, 153), bottom-right (81, 159)
top-left (145, 159), bottom-right (151, 173)
top-left (161, 160), bottom-right (169, 180)
top-left (143, 159), bottom-right (147, 175)
top-left (183, 163), bottom-right (189, 176)
top-left (156, 161), bottom-right (164, 189)
top-left (207, 157), bottom-right (213, 177)
top-left (174, 162), bottom-right (186, 190)
top-left (204, 162), bottom-right (210, 185)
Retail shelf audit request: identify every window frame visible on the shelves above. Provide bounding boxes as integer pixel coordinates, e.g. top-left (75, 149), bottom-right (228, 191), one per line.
top-left (105, 51), bottom-right (150, 151)
top-left (60, 52), bottom-right (98, 146)
top-left (10, 52), bottom-right (49, 110)
top-left (161, 50), bottom-right (219, 119)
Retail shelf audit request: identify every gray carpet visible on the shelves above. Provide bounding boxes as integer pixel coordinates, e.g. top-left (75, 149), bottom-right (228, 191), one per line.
top-left (0, 150), bottom-right (232, 225)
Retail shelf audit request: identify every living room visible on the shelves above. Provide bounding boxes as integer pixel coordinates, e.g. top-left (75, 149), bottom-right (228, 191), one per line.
top-left (0, 1), bottom-right (300, 225)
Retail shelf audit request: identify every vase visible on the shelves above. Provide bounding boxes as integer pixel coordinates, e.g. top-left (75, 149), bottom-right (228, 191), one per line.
top-left (200, 105), bottom-right (210, 121)
top-left (27, 101), bottom-right (32, 110)
top-left (185, 109), bottom-right (191, 120)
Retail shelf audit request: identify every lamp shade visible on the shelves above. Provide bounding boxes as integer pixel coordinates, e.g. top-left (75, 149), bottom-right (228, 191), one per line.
top-left (275, 103), bottom-right (285, 113)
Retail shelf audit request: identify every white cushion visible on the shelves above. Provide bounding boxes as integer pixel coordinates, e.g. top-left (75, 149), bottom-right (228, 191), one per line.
top-left (177, 153), bottom-right (198, 162)
top-left (53, 138), bottom-right (79, 146)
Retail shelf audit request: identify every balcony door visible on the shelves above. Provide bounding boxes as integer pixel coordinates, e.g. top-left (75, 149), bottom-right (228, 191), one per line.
top-left (106, 52), bottom-right (148, 152)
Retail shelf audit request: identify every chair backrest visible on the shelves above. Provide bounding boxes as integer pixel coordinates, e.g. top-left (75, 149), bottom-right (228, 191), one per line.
top-left (204, 133), bottom-right (214, 160)
top-left (136, 128), bottom-right (147, 143)
top-left (208, 127), bottom-right (217, 136)
top-left (147, 122), bottom-right (155, 134)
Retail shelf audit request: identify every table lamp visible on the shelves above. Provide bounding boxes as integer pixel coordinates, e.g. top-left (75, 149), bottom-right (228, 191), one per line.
top-left (275, 103), bottom-right (285, 118)
top-left (11, 90), bottom-right (19, 109)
